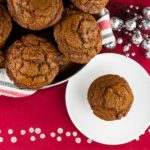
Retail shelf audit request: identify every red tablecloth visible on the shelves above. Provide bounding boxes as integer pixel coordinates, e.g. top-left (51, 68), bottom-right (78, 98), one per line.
top-left (1, 0), bottom-right (150, 149)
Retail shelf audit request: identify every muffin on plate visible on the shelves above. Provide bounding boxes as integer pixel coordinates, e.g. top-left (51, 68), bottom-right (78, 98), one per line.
top-left (5, 34), bottom-right (59, 89)
top-left (7, 0), bottom-right (64, 30)
top-left (0, 51), bottom-right (5, 68)
top-left (0, 4), bottom-right (12, 48)
top-left (88, 74), bottom-right (134, 121)
top-left (54, 10), bottom-right (102, 64)
top-left (70, 0), bottom-right (109, 14)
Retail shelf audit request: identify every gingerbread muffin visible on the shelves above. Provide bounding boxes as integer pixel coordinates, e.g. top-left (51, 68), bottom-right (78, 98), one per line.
top-left (7, 0), bottom-right (64, 30)
top-left (88, 75), bottom-right (134, 121)
top-left (54, 11), bottom-right (102, 64)
top-left (0, 51), bottom-right (5, 68)
top-left (6, 34), bottom-right (59, 89)
top-left (70, 0), bottom-right (109, 14)
top-left (0, 4), bottom-right (12, 48)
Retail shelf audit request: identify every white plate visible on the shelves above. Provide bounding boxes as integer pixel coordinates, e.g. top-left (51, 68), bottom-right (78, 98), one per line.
top-left (66, 53), bottom-right (150, 145)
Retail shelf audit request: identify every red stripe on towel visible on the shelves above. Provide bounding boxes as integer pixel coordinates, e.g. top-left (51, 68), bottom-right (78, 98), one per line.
top-left (0, 89), bottom-right (29, 97)
top-left (98, 20), bottom-right (111, 30)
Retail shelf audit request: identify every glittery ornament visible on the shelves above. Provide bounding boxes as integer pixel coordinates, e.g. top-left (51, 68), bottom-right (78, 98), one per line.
top-left (137, 15), bottom-right (142, 19)
top-left (134, 30), bottom-right (141, 35)
top-left (135, 6), bottom-right (139, 10)
top-left (138, 24), bottom-right (142, 28)
top-left (134, 13), bottom-right (138, 16)
top-left (131, 52), bottom-right (136, 57)
top-left (145, 51), bottom-right (150, 58)
top-left (129, 33), bottom-right (132, 36)
top-left (111, 17), bottom-right (124, 30)
top-left (104, 40), bottom-right (116, 49)
top-left (126, 9), bottom-right (130, 13)
top-left (117, 38), bottom-right (123, 44)
top-left (123, 45), bottom-right (130, 52)
top-left (141, 38), bottom-right (150, 50)
top-left (125, 19), bottom-right (137, 31)
top-left (126, 53), bottom-right (130, 57)
top-left (144, 34), bottom-right (149, 38)
top-left (134, 17), bottom-right (138, 21)
top-left (130, 5), bottom-right (134, 9)
top-left (141, 18), bottom-right (150, 30)
top-left (131, 33), bottom-right (143, 45)
top-left (128, 43), bottom-right (131, 47)
top-left (143, 7), bottom-right (150, 18)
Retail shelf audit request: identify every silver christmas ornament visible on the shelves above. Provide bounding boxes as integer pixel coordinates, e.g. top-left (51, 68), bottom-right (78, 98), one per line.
top-left (141, 38), bottom-right (150, 50)
top-left (143, 7), bottom-right (150, 18)
top-left (117, 38), bottom-right (123, 44)
top-left (138, 24), bottom-right (142, 28)
top-left (144, 34), bottom-right (149, 38)
top-left (145, 51), bottom-right (150, 58)
top-left (123, 45), bottom-right (130, 52)
top-left (131, 33), bottom-right (143, 45)
top-left (133, 17), bottom-right (138, 21)
top-left (134, 13), bottom-right (138, 16)
top-left (130, 5), bottom-right (134, 9)
top-left (129, 33), bottom-right (132, 36)
top-left (134, 30), bottom-right (141, 35)
top-left (137, 15), bottom-right (142, 19)
top-left (141, 18), bottom-right (150, 30)
top-left (125, 19), bottom-right (137, 31)
top-left (111, 17), bottom-right (124, 30)
top-left (135, 6), bottom-right (139, 10)
top-left (128, 43), bottom-right (131, 47)
top-left (131, 52), bottom-right (136, 57)
top-left (104, 40), bottom-right (116, 49)
top-left (126, 53), bottom-right (130, 57)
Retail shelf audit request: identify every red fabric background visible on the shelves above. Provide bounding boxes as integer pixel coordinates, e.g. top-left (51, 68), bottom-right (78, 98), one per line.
top-left (0, 0), bottom-right (150, 149)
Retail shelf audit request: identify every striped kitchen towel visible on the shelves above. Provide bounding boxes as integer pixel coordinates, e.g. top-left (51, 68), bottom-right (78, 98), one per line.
top-left (97, 8), bottom-right (116, 45)
top-left (0, 69), bottom-right (36, 98)
top-left (0, 9), bottom-right (115, 98)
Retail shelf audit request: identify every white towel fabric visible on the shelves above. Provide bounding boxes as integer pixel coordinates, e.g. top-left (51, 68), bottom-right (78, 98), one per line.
top-left (0, 8), bottom-right (115, 98)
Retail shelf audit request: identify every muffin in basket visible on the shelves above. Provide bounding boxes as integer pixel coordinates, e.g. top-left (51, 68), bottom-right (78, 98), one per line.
top-left (70, 0), bottom-right (109, 14)
top-left (7, 0), bottom-right (64, 30)
top-left (54, 9), bottom-right (102, 64)
top-left (0, 4), bottom-right (12, 48)
top-left (5, 34), bottom-right (59, 89)
top-left (0, 51), bottom-right (5, 68)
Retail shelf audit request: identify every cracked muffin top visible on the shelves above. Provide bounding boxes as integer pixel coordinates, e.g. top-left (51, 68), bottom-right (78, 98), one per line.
top-left (0, 4), bottom-right (12, 48)
top-left (54, 10), bottom-right (102, 64)
top-left (0, 51), bottom-right (5, 68)
top-left (88, 75), bottom-right (134, 121)
top-left (7, 0), bottom-right (64, 30)
top-left (70, 0), bottom-right (109, 14)
top-left (5, 34), bottom-right (59, 89)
